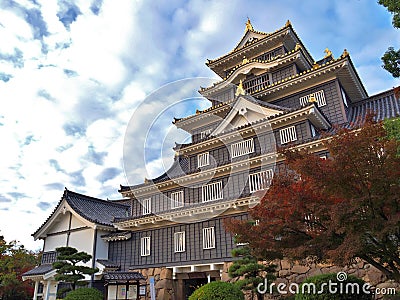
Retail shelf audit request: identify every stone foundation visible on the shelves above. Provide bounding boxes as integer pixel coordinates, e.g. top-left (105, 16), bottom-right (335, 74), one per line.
top-left (221, 259), bottom-right (399, 299)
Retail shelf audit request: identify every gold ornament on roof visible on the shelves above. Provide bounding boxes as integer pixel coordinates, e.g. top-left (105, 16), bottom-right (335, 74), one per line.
top-left (245, 18), bottom-right (254, 32)
top-left (242, 56), bottom-right (249, 64)
top-left (308, 94), bottom-right (317, 103)
top-left (324, 48), bottom-right (333, 58)
top-left (196, 109), bottom-right (201, 115)
top-left (295, 43), bottom-right (301, 51)
top-left (342, 49), bottom-right (349, 57)
top-left (285, 20), bottom-right (291, 27)
top-left (313, 62), bottom-right (320, 69)
top-left (144, 178), bottom-right (149, 183)
top-left (235, 80), bottom-right (245, 96)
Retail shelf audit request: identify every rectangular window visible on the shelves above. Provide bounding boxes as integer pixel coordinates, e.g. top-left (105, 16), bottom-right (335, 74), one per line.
top-left (310, 124), bottom-right (317, 137)
top-left (202, 181), bottom-right (223, 202)
top-left (202, 227), bottom-right (215, 249)
top-left (200, 129), bottom-right (212, 139)
top-left (231, 139), bottom-right (254, 158)
top-left (197, 152), bottom-right (210, 168)
top-left (248, 169), bottom-right (274, 192)
top-left (174, 231), bottom-right (185, 252)
top-left (279, 126), bottom-right (297, 144)
top-left (299, 90), bottom-right (326, 107)
top-left (141, 198), bottom-right (151, 215)
top-left (140, 237), bottom-right (150, 256)
top-left (171, 191), bottom-right (184, 209)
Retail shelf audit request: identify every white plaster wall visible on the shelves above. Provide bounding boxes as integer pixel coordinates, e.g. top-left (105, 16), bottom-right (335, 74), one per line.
top-left (95, 230), bottom-right (110, 260)
top-left (43, 280), bottom-right (58, 300)
top-left (68, 228), bottom-right (93, 255)
top-left (70, 214), bottom-right (87, 229)
top-left (48, 213), bottom-right (70, 233)
top-left (44, 234), bottom-right (67, 252)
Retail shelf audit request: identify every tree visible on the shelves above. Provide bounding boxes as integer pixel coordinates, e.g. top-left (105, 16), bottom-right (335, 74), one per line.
top-left (188, 281), bottom-right (244, 300)
top-left (378, 0), bottom-right (400, 77)
top-left (228, 245), bottom-right (276, 300)
top-left (225, 117), bottom-right (400, 281)
top-left (53, 247), bottom-right (99, 292)
top-left (64, 287), bottom-right (103, 300)
top-left (0, 235), bottom-right (39, 300)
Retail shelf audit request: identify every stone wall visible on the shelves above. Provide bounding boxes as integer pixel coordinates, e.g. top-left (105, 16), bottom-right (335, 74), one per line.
top-left (221, 259), bottom-right (399, 299)
top-left (130, 267), bottom-right (174, 300)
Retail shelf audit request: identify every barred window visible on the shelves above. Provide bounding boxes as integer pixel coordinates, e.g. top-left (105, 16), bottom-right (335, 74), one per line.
top-left (140, 237), bottom-right (150, 256)
top-left (171, 191), bottom-right (184, 209)
top-left (248, 169), bottom-right (274, 192)
top-left (174, 231), bottom-right (185, 252)
top-left (200, 129), bottom-right (212, 139)
top-left (141, 198), bottom-right (151, 215)
top-left (299, 90), bottom-right (326, 107)
top-left (203, 227), bottom-right (215, 249)
top-left (197, 152), bottom-right (210, 168)
top-left (231, 139), bottom-right (254, 158)
top-left (279, 126), bottom-right (297, 144)
top-left (202, 181), bottom-right (223, 202)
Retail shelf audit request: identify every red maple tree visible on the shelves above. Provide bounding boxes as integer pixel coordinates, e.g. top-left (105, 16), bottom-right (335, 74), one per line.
top-left (225, 116), bottom-right (400, 281)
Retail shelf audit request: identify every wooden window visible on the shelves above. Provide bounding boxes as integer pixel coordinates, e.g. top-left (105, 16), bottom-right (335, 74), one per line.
top-left (279, 126), bottom-right (297, 144)
top-left (141, 198), bottom-right (151, 215)
top-left (171, 191), bottom-right (184, 209)
top-left (231, 139), bottom-right (254, 158)
top-left (140, 237), bottom-right (150, 256)
top-left (174, 231), bottom-right (185, 252)
top-left (200, 129), bottom-right (212, 139)
top-left (310, 124), bottom-right (317, 137)
top-left (197, 152), bottom-right (210, 168)
top-left (299, 90), bottom-right (326, 107)
top-left (202, 227), bottom-right (215, 249)
top-left (202, 181), bottom-right (223, 202)
top-left (248, 169), bottom-right (274, 193)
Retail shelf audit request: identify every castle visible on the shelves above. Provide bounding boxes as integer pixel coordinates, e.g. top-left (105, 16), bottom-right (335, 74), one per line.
top-left (23, 19), bottom-right (400, 300)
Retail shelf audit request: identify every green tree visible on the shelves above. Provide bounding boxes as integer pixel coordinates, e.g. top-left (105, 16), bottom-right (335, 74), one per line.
top-left (228, 245), bottom-right (276, 300)
top-left (53, 247), bottom-right (98, 292)
top-left (64, 287), bottom-right (103, 300)
top-left (378, 0), bottom-right (400, 77)
top-left (0, 235), bottom-right (39, 300)
top-left (189, 281), bottom-right (244, 300)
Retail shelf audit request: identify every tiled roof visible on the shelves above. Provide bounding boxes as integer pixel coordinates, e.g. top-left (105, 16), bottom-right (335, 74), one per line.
top-left (65, 189), bottom-right (130, 226)
top-left (33, 189), bottom-right (131, 237)
top-left (347, 88), bottom-right (400, 124)
top-left (22, 264), bottom-right (53, 277)
top-left (103, 271), bottom-right (145, 281)
top-left (97, 259), bottom-right (120, 269)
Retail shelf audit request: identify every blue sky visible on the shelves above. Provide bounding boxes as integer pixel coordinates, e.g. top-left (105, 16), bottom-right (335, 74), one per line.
top-left (0, 0), bottom-right (398, 250)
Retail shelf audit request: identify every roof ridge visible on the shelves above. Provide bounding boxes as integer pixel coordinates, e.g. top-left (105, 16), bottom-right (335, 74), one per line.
top-left (64, 188), bottom-right (129, 208)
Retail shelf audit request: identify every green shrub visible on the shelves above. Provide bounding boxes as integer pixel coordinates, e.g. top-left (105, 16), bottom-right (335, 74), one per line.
top-left (295, 273), bottom-right (372, 300)
top-left (189, 281), bottom-right (244, 300)
top-left (64, 287), bottom-right (103, 300)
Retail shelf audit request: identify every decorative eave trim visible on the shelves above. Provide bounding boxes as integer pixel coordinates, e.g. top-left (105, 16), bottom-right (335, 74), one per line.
top-left (121, 133), bottom-right (329, 198)
top-left (114, 197), bottom-right (259, 230)
top-left (201, 48), bottom-right (309, 96)
top-left (101, 232), bottom-right (132, 242)
top-left (206, 25), bottom-right (289, 68)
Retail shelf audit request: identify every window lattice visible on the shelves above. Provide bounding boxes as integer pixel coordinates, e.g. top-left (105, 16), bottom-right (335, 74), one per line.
top-left (279, 126), bottom-right (297, 144)
top-left (197, 152), bottom-right (210, 168)
top-left (202, 181), bottom-right (223, 202)
top-left (299, 90), bottom-right (326, 107)
top-left (202, 227), bottom-right (215, 249)
top-left (231, 139), bottom-right (254, 158)
top-left (171, 191), bottom-right (184, 209)
top-left (174, 232), bottom-right (185, 252)
top-left (249, 169), bottom-right (274, 192)
top-left (140, 237), bottom-right (150, 256)
top-left (141, 198), bottom-right (151, 215)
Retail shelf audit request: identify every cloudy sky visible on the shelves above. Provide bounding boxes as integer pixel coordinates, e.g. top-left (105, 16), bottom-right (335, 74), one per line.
top-left (0, 0), bottom-right (398, 250)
